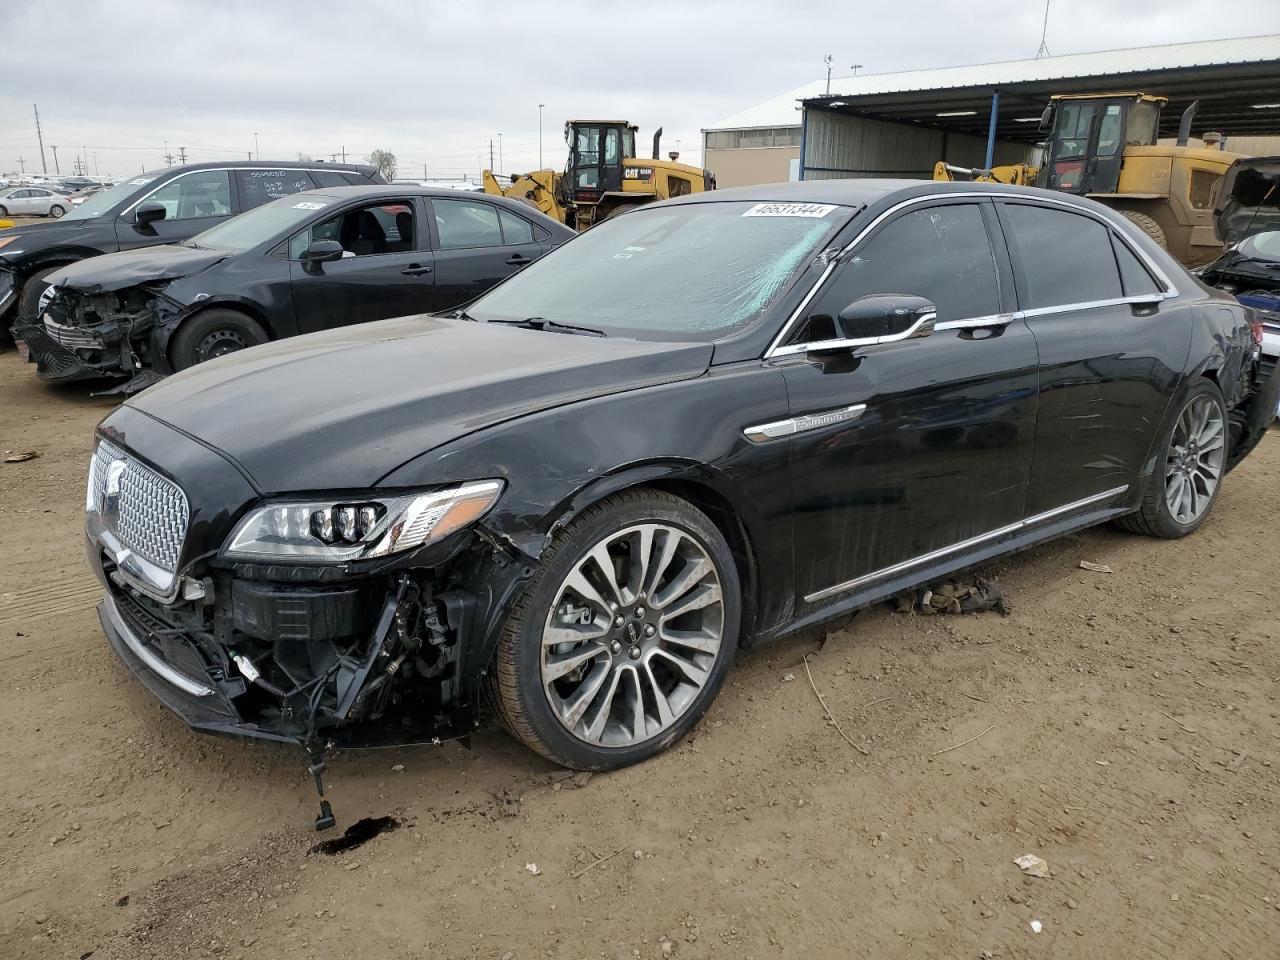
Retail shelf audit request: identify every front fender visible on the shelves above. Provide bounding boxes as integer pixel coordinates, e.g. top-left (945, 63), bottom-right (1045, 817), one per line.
top-left (379, 363), bottom-right (796, 638)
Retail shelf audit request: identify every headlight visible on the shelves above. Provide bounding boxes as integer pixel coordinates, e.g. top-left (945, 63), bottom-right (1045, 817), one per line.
top-left (222, 480), bottom-right (503, 562)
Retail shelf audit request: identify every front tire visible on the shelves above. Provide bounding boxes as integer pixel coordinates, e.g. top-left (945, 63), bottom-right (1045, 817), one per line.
top-left (1117, 378), bottom-right (1227, 538)
top-left (170, 308), bottom-right (268, 370)
top-left (489, 488), bottom-right (740, 770)
top-left (0, 205), bottom-right (8, 217)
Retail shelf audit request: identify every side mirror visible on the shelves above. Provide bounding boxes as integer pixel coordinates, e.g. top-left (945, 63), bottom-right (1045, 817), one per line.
top-left (1039, 104), bottom-right (1055, 133)
top-left (836, 294), bottom-right (936, 343)
top-left (301, 240), bottom-right (344, 264)
top-left (134, 201), bottom-right (167, 227)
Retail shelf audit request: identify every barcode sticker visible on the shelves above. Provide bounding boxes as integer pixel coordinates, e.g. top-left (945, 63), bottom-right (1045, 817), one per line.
top-left (742, 202), bottom-right (838, 218)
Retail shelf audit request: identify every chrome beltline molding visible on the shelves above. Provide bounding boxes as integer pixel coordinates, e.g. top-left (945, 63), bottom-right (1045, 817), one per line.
top-left (744, 403), bottom-right (867, 442)
top-left (804, 484), bottom-right (1130, 603)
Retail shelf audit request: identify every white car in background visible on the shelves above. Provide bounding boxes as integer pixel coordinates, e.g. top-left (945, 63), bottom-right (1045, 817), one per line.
top-left (0, 185), bottom-right (72, 218)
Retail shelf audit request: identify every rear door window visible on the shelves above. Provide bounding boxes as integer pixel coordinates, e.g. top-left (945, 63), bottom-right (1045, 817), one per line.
top-left (434, 198), bottom-right (505, 249)
top-left (999, 203), bottom-right (1123, 309)
top-left (498, 208), bottom-right (535, 245)
top-left (801, 202), bottom-right (1001, 338)
top-left (237, 169), bottom-right (318, 209)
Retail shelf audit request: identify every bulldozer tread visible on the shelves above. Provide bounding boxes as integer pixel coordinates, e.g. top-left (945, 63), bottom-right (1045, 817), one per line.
top-left (1116, 209), bottom-right (1167, 250)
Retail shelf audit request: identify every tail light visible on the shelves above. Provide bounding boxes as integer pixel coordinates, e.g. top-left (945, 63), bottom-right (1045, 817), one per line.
top-left (1250, 317), bottom-right (1264, 347)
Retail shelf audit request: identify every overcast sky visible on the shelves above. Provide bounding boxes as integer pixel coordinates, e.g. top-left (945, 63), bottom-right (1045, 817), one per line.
top-left (2, 0), bottom-right (1278, 181)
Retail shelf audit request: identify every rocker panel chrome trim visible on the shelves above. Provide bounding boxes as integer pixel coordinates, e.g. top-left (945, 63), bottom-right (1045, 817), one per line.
top-left (804, 484), bottom-right (1130, 603)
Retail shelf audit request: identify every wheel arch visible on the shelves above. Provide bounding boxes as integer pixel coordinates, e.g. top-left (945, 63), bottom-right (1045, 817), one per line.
top-left (544, 461), bottom-right (762, 645)
top-left (160, 298), bottom-right (277, 368)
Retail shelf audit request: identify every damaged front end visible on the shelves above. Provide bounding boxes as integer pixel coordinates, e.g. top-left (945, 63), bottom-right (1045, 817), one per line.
top-left (14, 283), bottom-right (180, 393)
top-left (87, 431), bottom-right (528, 827)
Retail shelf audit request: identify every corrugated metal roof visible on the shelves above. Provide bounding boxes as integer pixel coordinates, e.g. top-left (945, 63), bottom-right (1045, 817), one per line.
top-left (705, 34), bottom-right (1280, 131)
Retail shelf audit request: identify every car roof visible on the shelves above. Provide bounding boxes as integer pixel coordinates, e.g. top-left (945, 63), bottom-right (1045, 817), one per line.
top-left (665, 178), bottom-right (1098, 210)
top-left (288, 184), bottom-right (573, 228)
top-left (156, 159), bottom-right (379, 176)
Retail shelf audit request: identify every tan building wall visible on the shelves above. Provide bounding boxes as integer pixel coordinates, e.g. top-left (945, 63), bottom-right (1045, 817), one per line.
top-left (705, 146), bottom-right (799, 188)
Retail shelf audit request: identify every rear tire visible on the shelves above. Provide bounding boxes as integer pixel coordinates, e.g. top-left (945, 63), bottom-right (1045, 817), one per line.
top-left (49, 205), bottom-right (65, 218)
top-left (170, 308), bottom-right (268, 370)
top-left (488, 488), bottom-right (740, 770)
top-left (1116, 378), bottom-right (1227, 538)
top-left (1116, 209), bottom-right (1167, 250)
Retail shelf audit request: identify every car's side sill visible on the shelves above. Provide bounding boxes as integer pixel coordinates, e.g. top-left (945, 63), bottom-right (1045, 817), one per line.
top-left (804, 485), bottom-right (1129, 604)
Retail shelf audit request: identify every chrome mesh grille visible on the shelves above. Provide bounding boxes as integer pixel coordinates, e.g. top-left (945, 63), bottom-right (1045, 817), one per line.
top-left (90, 439), bottom-right (189, 572)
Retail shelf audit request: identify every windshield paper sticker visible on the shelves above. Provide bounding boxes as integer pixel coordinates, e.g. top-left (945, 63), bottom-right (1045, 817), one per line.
top-left (742, 202), bottom-right (838, 218)
top-left (129, 178), bottom-right (155, 186)
top-left (292, 201), bottom-right (328, 210)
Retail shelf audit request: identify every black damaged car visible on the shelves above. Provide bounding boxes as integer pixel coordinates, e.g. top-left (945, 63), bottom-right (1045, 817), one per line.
top-left (86, 180), bottom-right (1277, 828)
top-left (18, 186), bottom-right (573, 391)
top-left (0, 160), bottom-right (383, 343)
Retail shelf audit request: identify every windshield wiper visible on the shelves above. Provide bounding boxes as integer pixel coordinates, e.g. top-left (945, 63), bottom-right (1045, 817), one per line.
top-left (490, 316), bottom-right (606, 337)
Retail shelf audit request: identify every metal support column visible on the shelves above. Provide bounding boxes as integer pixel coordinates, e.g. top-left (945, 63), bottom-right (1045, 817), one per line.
top-left (984, 90), bottom-right (1000, 169)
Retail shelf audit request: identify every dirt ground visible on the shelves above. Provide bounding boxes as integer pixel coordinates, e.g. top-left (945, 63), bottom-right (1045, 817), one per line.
top-left (0, 348), bottom-right (1278, 960)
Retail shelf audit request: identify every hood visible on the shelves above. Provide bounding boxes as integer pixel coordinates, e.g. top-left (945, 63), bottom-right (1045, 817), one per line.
top-left (1215, 156), bottom-right (1280, 246)
top-left (48, 244), bottom-right (229, 294)
top-left (125, 316), bottom-right (712, 492)
top-left (0, 217), bottom-right (99, 258)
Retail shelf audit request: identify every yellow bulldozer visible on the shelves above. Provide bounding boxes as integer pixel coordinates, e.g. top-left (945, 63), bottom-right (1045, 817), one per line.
top-left (483, 120), bottom-right (714, 231)
top-left (934, 93), bottom-right (1247, 266)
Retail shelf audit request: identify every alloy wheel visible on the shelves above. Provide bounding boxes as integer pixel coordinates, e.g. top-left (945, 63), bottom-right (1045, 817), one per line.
top-left (1165, 393), bottom-right (1225, 525)
top-left (540, 523), bottom-right (724, 747)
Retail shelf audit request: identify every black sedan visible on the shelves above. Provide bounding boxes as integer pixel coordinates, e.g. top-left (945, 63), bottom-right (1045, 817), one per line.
top-left (85, 180), bottom-right (1276, 825)
top-left (17, 186), bottom-right (573, 390)
top-left (0, 160), bottom-right (383, 341)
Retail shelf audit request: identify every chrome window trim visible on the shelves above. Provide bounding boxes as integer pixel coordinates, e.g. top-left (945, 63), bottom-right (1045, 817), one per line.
top-left (765, 191), bottom-right (1180, 360)
top-left (744, 403), bottom-right (867, 443)
top-left (769, 311), bottom-right (936, 358)
top-left (103, 593), bottom-right (214, 697)
top-left (120, 166), bottom-right (355, 218)
top-left (804, 484), bottom-right (1129, 604)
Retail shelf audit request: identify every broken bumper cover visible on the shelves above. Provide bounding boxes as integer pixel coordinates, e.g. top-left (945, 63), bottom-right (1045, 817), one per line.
top-left (12, 317), bottom-right (128, 383)
top-left (98, 591), bottom-right (293, 742)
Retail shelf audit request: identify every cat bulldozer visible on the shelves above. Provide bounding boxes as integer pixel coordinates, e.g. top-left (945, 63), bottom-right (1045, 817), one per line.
top-left (483, 120), bottom-right (714, 231)
top-left (934, 93), bottom-right (1247, 266)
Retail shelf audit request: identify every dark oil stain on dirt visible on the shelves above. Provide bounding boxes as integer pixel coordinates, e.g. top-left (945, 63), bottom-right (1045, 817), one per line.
top-left (309, 816), bottom-right (401, 855)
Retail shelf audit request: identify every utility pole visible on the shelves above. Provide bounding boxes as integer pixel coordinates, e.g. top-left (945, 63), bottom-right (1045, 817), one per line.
top-left (498, 133), bottom-right (503, 176)
top-left (254, 131), bottom-right (259, 160)
top-left (489, 139), bottom-right (494, 172)
top-left (422, 162), bottom-right (428, 180)
top-left (94, 152), bottom-right (100, 176)
top-left (178, 146), bottom-right (187, 164)
top-left (330, 153), bottom-right (338, 162)
top-left (341, 145), bottom-right (346, 163)
top-left (538, 103), bottom-right (545, 169)
top-left (51, 146), bottom-right (60, 174)
top-left (33, 104), bottom-right (47, 173)
top-left (17, 156), bottom-right (25, 174)
top-left (824, 54), bottom-right (834, 95)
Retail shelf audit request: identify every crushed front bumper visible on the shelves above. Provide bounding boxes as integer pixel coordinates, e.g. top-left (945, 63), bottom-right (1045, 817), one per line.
top-left (12, 318), bottom-right (114, 383)
top-left (99, 590), bottom-right (292, 742)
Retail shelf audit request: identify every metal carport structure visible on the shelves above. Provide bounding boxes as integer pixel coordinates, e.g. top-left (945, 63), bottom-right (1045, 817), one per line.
top-left (796, 35), bottom-right (1280, 180)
